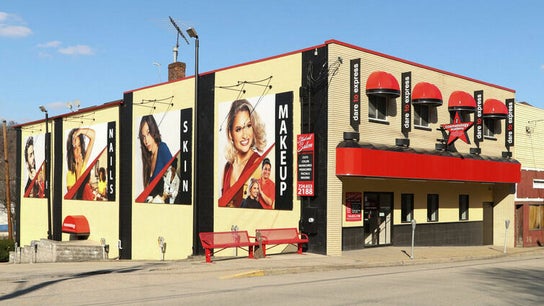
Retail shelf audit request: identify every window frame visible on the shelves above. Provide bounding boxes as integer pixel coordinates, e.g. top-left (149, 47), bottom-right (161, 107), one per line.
top-left (483, 118), bottom-right (498, 138)
top-left (413, 104), bottom-right (430, 128)
top-left (368, 95), bottom-right (388, 122)
top-left (401, 193), bottom-right (414, 223)
top-left (459, 194), bottom-right (469, 221)
top-left (427, 194), bottom-right (439, 222)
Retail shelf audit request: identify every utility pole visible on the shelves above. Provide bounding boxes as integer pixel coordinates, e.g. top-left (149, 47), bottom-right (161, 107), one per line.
top-left (2, 120), bottom-right (13, 240)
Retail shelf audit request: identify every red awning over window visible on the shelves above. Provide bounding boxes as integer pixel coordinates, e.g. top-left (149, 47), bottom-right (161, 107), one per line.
top-left (336, 146), bottom-right (520, 184)
top-left (365, 71), bottom-right (400, 97)
top-left (62, 215), bottom-right (90, 235)
top-left (448, 91), bottom-right (476, 111)
top-left (412, 82), bottom-right (443, 106)
top-left (483, 98), bottom-right (508, 119)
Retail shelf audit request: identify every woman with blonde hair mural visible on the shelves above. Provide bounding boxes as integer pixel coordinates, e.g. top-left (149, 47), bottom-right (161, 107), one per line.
top-left (220, 99), bottom-right (267, 207)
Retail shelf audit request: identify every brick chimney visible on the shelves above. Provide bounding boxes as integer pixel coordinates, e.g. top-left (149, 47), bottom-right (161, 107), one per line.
top-left (168, 61), bottom-right (186, 81)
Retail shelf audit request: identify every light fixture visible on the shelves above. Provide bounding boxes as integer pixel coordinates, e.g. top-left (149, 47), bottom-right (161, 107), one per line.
top-left (186, 27), bottom-right (198, 39)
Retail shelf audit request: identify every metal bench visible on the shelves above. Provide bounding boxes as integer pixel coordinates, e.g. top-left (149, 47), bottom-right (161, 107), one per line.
top-left (198, 231), bottom-right (259, 263)
top-left (256, 228), bottom-right (309, 257)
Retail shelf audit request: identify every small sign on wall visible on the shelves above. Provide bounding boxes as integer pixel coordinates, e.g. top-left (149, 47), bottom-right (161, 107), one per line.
top-left (297, 133), bottom-right (314, 196)
top-left (346, 192), bottom-right (362, 222)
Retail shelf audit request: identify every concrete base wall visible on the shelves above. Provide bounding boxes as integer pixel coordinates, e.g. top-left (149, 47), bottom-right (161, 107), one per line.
top-left (9, 239), bottom-right (108, 264)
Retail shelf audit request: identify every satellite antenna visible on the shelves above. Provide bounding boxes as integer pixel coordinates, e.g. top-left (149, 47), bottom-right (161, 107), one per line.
top-left (168, 16), bottom-right (190, 62)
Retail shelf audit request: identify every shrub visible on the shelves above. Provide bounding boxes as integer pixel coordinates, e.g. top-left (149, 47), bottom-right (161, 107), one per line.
top-left (0, 238), bottom-right (15, 262)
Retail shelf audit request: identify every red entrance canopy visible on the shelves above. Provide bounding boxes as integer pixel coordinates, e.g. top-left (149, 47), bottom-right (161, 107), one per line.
top-left (336, 146), bottom-right (520, 184)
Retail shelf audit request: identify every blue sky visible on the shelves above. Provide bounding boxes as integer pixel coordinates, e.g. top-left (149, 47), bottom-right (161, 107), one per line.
top-left (1, 0), bottom-right (543, 123)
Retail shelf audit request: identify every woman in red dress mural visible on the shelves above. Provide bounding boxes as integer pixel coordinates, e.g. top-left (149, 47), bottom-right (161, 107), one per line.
top-left (220, 99), bottom-right (267, 208)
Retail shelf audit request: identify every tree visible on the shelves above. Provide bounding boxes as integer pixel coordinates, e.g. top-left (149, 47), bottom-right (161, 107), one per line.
top-left (0, 120), bottom-right (19, 241)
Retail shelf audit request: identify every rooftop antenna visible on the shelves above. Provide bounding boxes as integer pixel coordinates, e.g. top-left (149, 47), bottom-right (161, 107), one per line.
top-left (168, 16), bottom-right (189, 62)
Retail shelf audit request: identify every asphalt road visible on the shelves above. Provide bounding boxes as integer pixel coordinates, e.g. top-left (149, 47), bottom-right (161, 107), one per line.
top-left (1, 255), bottom-right (543, 305)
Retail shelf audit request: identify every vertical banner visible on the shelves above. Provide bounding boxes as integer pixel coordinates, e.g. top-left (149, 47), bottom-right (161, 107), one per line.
top-left (297, 133), bottom-right (314, 197)
top-left (275, 92), bottom-right (294, 210)
top-left (350, 58), bottom-right (361, 132)
top-left (401, 72), bottom-right (411, 133)
top-left (178, 108), bottom-right (193, 204)
top-left (474, 90), bottom-right (484, 144)
top-left (346, 192), bottom-right (362, 222)
top-left (107, 121), bottom-right (116, 201)
top-left (505, 98), bottom-right (515, 148)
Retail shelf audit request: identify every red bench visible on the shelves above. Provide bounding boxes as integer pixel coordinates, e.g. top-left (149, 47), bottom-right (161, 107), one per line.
top-left (199, 231), bottom-right (259, 263)
top-left (256, 228), bottom-right (309, 257)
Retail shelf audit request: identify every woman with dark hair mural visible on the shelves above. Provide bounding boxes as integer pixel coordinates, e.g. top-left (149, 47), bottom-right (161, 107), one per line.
top-left (66, 127), bottom-right (95, 199)
top-left (139, 115), bottom-right (172, 189)
top-left (220, 99), bottom-right (267, 207)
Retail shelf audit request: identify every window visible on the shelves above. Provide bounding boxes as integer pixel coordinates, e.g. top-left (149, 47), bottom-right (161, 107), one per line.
top-left (427, 194), bottom-right (439, 222)
top-left (459, 194), bottom-right (469, 221)
top-left (369, 95), bottom-right (387, 121)
top-left (401, 194), bottom-right (414, 222)
top-left (451, 111), bottom-right (471, 123)
top-left (529, 205), bottom-right (544, 230)
top-left (533, 179), bottom-right (544, 189)
top-left (414, 104), bottom-right (429, 127)
top-left (484, 118), bottom-right (498, 138)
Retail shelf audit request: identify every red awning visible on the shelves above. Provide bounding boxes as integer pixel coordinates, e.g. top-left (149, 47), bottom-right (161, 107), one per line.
top-left (62, 215), bottom-right (90, 235)
top-left (336, 146), bottom-right (520, 184)
top-left (483, 99), bottom-right (508, 119)
top-left (448, 91), bottom-right (476, 111)
top-left (365, 71), bottom-right (400, 97)
top-left (412, 82), bottom-right (443, 106)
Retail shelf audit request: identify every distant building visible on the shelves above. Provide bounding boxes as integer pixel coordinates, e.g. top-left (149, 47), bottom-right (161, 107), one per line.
top-left (513, 102), bottom-right (544, 247)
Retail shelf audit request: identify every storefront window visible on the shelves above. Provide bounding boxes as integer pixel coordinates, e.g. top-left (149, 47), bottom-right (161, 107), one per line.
top-left (484, 118), bottom-right (500, 138)
top-left (414, 104), bottom-right (429, 127)
top-left (529, 204), bottom-right (544, 230)
top-left (369, 95), bottom-right (387, 121)
top-left (459, 194), bottom-right (469, 221)
top-left (401, 194), bottom-right (414, 222)
top-left (427, 194), bottom-right (439, 222)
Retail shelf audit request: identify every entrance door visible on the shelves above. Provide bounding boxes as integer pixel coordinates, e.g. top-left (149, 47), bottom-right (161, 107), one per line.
top-left (483, 202), bottom-right (494, 245)
top-left (515, 204), bottom-right (523, 247)
top-left (364, 192), bottom-right (392, 246)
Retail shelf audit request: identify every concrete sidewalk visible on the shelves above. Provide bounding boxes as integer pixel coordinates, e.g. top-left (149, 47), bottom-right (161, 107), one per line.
top-left (1, 245), bottom-right (543, 281)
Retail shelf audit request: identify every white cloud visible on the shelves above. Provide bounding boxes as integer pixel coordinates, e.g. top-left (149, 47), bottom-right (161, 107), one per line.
top-left (58, 45), bottom-right (94, 55)
top-left (0, 12), bottom-right (32, 38)
top-left (37, 40), bottom-right (62, 48)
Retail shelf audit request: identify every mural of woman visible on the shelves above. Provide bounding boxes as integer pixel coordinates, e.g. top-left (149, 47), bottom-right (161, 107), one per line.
top-left (221, 99), bottom-right (267, 207)
top-left (138, 115), bottom-right (172, 189)
top-left (66, 127), bottom-right (95, 199)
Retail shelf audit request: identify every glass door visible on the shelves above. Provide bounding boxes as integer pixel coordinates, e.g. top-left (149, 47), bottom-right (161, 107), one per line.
top-left (364, 192), bottom-right (392, 246)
